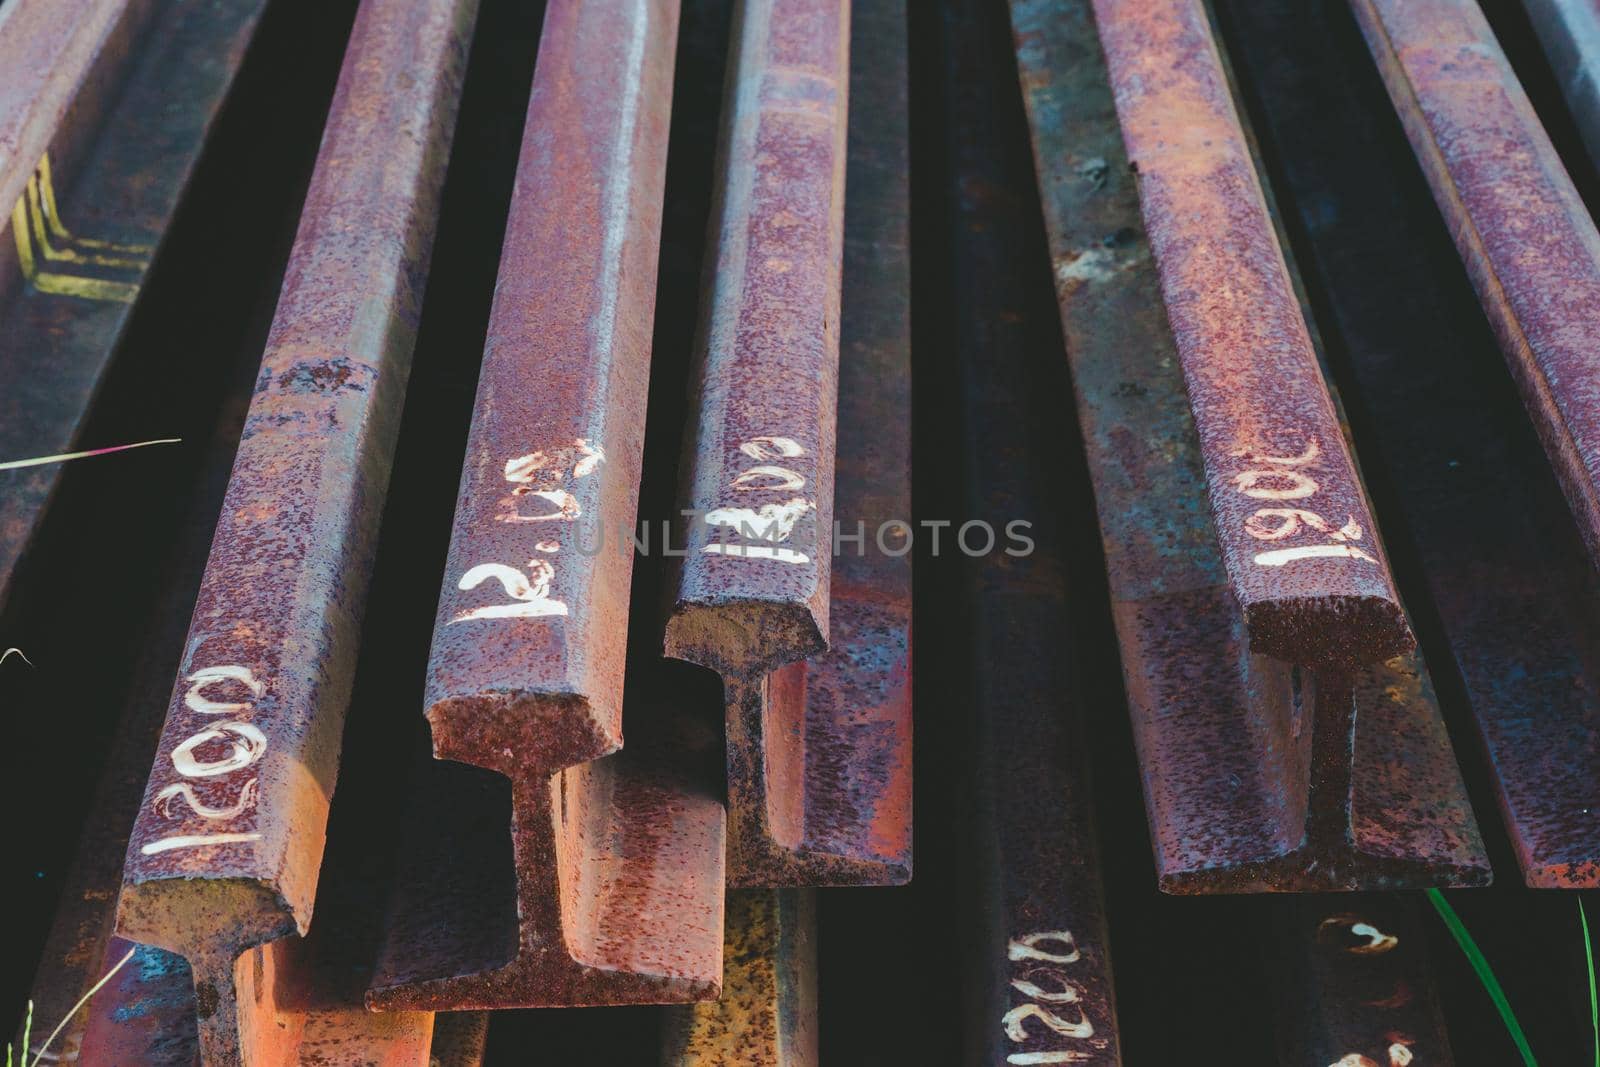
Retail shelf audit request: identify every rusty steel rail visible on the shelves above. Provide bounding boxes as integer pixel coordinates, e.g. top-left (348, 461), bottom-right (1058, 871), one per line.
top-left (1349, 0), bottom-right (1600, 579)
top-left (661, 890), bottom-right (818, 1066)
top-left (70, 940), bottom-right (482, 1066)
top-left (1521, 0), bottom-right (1600, 173)
top-left (0, 0), bottom-right (156, 257)
top-left (1089, 0), bottom-right (1412, 672)
top-left (1268, 896), bottom-right (1453, 1066)
top-left (711, 0), bottom-right (911, 887)
top-left (763, 0), bottom-right (915, 889)
top-left (65, 947), bottom-right (486, 1062)
top-left (663, 0), bottom-right (878, 888)
top-left (429, 1013), bottom-right (491, 1067)
top-left (0, 0), bottom-right (263, 617)
top-left (366, 680), bottom-right (724, 1010)
top-left (21, 366), bottom-right (482, 1067)
top-left (1014, 0), bottom-right (1488, 892)
top-left (111, 0), bottom-right (477, 1060)
top-left (1213, 0), bottom-right (1600, 886)
top-left (940, 2), bottom-right (1123, 1063)
top-left (362, 0), bottom-right (727, 1010)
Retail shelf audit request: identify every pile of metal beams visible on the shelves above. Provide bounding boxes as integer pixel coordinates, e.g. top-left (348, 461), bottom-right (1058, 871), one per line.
top-left (5, 0), bottom-right (1600, 1061)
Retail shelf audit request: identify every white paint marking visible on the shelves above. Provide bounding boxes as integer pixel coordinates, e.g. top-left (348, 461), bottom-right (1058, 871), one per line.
top-left (730, 464), bottom-right (805, 492)
top-left (451, 561), bottom-right (568, 622)
top-left (170, 722), bottom-right (268, 777)
top-left (1008, 931), bottom-right (1081, 964)
top-left (155, 779), bottom-right (258, 820)
top-left (183, 665), bottom-right (263, 715)
top-left (141, 832), bottom-right (262, 856)
top-left (1254, 544), bottom-right (1379, 567)
top-left (738, 436), bottom-right (804, 460)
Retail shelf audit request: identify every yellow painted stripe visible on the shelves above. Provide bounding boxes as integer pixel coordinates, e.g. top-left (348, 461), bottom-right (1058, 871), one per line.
top-left (27, 176), bottom-right (144, 269)
top-left (13, 195), bottom-right (35, 277)
top-left (9, 162), bottom-right (143, 303)
top-left (30, 270), bottom-right (139, 302)
top-left (36, 153), bottom-right (152, 254)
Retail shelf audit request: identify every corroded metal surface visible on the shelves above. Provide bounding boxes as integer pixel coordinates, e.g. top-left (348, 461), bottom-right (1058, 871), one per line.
top-left (1269, 896), bottom-right (1453, 1067)
top-left (1217, 0), bottom-right (1600, 887)
top-left (367, 690), bottom-right (725, 1010)
top-left (364, 0), bottom-right (726, 1010)
top-left (944, 1), bottom-right (1123, 1063)
top-left (1013, 0), bottom-right (1487, 892)
top-left (1521, 0), bottom-right (1600, 173)
top-left (1089, 0), bottom-right (1412, 672)
top-left (722, 0), bottom-right (909, 887)
top-left (1350, 0), bottom-right (1600, 581)
top-left (0, 0), bottom-right (261, 615)
top-left (69, 940), bottom-right (485, 1066)
top-left (23, 398), bottom-right (479, 1067)
top-left (663, 0), bottom-right (880, 888)
top-left (663, 0), bottom-right (849, 675)
top-left (113, 0), bottom-right (476, 1060)
top-left (662, 890), bottom-right (818, 1066)
top-left (0, 0), bottom-right (155, 258)
top-left (429, 1012), bottom-right (491, 1067)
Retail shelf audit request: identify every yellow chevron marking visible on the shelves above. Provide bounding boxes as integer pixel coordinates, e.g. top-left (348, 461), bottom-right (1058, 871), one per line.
top-left (36, 153), bottom-right (151, 253)
top-left (9, 155), bottom-right (145, 303)
top-left (27, 177), bottom-right (144, 268)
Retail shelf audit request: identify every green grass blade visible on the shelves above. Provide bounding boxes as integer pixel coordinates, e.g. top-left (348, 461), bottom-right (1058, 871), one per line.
top-left (1427, 888), bottom-right (1538, 1066)
top-left (0, 438), bottom-right (179, 472)
top-left (1582, 898), bottom-right (1598, 1067)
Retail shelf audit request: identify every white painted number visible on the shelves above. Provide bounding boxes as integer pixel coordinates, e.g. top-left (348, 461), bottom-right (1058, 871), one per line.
top-left (141, 664), bottom-right (267, 856)
top-left (1231, 439), bottom-right (1378, 567)
top-left (455, 440), bottom-right (601, 623)
top-left (1003, 930), bottom-right (1097, 1064)
top-left (703, 437), bottom-right (813, 564)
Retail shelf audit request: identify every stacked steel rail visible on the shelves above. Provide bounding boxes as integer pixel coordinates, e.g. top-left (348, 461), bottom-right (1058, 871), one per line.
top-left (20, 0), bottom-right (1600, 1058)
top-left (110, 0), bottom-right (477, 1059)
top-left (1350, 0), bottom-right (1600, 583)
top-left (1215, 0), bottom-right (1600, 892)
top-left (663, 0), bottom-right (916, 890)
top-left (1013, 0), bottom-right (1488, 890)
top-left (364, 0), bottom-right (729, 1011)
top-left (0, 0), bottom-right (264, 615)
top-left (661, 890), bottom-right (818, 1066)
top-left (1092, 0), bottom-right (1413, 674)
top-left (940, 0), bottom-right (1125, 1062)
top-left (1348, 0), bottom-right (1600, 886)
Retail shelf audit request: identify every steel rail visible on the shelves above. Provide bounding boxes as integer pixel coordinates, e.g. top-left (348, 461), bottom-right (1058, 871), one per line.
top-left (364, 0), bottom-right (727, 1011)
top-left (1017, 0), bottom-right (1488, 891)
top-left (113, 0), bottom-right (478, 1058)
top-left (1090, 0), bottom-right (1414, 672)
